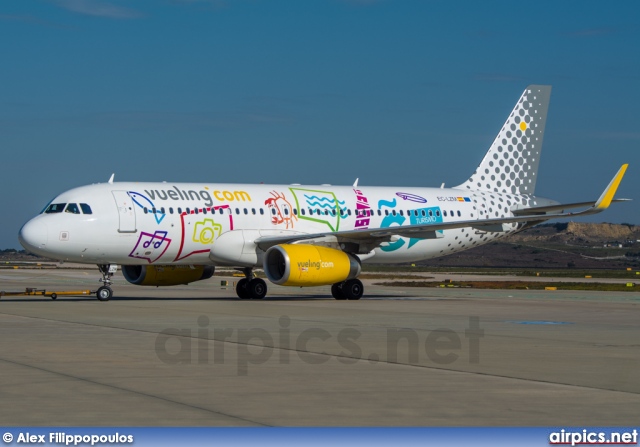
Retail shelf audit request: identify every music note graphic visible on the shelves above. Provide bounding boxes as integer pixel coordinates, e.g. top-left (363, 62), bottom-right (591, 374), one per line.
top-left (129, 231), bottom-right (171, 263)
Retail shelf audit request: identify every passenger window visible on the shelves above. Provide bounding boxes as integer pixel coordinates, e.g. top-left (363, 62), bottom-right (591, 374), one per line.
top-left (161, 207), bottom-right (166, 214)
top-left (443, 210), bottom-right (447, 217)
top-left (436, 210), bottom-right (440, 217)
top-left (45, 203), bottom-right (66, 214)
top-left (347, 209), bottom-right (352, 216)
top-left (293, 209), bottom-right (297, 216)
top-left (202, 209), bottom-right (207, 215)
top-left (194, 208), bottom-right (198, 215)
top-left (260, 208), bottom-right (264, 215)
top-left (152, 208), bottom-right (157, 214)
top-left (244, 208), bottom-right (248, 215)
top-left (252, 208), bottom-right (256, 215)
top-left (378, 210), bottom-right (381, 216)
top-left (300, 209), bottom-right (305, 216)
top-left (169, 207), bottom-right (174, 214)
top-left (399, 210), bottom-right (403, 216)
top-left (285, 208), bottom-right (289, 216)
top-left (385, 210), bottom-right (389, 216)
top-left (144, 208), bottom-right (148, 214)
top-left (272, 208), bottom-right (276, 215)
top-left (236, 208), bottom-right (240, 215)
top-left (457, 210), bottom-right (461, 217)
top-left (80, 203), bottom-right (92, 214)
top-left (428, 210), bottom-right (433, 217)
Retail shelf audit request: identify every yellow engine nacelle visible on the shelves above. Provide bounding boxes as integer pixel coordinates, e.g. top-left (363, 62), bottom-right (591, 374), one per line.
top-left (263, 244), bottom-right (361, 287)
top-left (122, 265), bottom-right (215, 286)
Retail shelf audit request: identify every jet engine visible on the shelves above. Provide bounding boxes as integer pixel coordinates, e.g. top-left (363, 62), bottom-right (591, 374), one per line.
top-left (122, 265), bottom-right (215, 286)
top-left (263, 244), bottom-right (361, 287)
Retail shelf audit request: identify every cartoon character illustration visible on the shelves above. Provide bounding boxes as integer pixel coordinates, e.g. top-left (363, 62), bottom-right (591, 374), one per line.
top-left (378, 198), bottom-right (443, 251)
top-left (192, 218), bottom-right (222, 245)
top-left (396, 192), bottom-right (428, 204)
top-left (129, 231), bottom-right (171, 263)
top-left (174, 205), bottom-right (233, 262)
top-left (290, 188), bottom-right (347, 232)
top-left (265, 191), bottom-right (298, 229)
top-left (129, 191), bottom-right (165, 224)
top-left (353, 188), bottom-right (371, 230)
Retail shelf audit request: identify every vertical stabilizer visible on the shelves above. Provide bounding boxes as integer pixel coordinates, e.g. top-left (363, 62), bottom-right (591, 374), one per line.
top-left (456, 85), bottom-right (551, 195)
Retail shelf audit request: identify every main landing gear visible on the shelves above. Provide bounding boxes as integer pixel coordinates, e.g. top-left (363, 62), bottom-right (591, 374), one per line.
top-left (96, 264), bottom-right (117, 301)
top-left (235, 268), bottom-right (267, 300)
top-left (331, 278), bottom-right (364, 300)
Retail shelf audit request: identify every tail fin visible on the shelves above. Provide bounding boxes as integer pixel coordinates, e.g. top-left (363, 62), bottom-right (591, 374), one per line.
top-left (456, 85), bottom-right (552, 196)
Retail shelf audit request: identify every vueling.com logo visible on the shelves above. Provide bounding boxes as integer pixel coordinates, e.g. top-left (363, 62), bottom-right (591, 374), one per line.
top-left (297, 260), bottom-right (334, 271)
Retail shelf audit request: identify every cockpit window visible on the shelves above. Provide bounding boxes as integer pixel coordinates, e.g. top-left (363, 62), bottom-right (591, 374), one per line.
top-left (80, 203), bottom-right (92, 215)
top-left (65, 203), bottom-right (81, 214)
top-left (44, 203), bottom-right (66, 214)
top-left (40, 199), bottom-right (54, 214)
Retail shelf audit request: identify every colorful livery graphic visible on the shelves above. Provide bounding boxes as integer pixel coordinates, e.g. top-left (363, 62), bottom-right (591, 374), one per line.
top-left (19, 86), bottom-right (629, 301)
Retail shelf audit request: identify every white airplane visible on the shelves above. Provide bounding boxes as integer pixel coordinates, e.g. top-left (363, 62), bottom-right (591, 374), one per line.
top-left (18, 85), bottom-right (629, 301)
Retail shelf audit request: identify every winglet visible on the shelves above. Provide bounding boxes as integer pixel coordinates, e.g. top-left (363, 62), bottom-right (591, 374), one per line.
top-left (108, 173), bottom-right (115, 184)
top-left (594, 164), bottom-right (628, 209)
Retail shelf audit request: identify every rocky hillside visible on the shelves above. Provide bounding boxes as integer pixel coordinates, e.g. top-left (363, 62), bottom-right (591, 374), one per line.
top-left (422, 222), bottom-right (640, 269)
top-left (511, 222), bottom-right (640, 244)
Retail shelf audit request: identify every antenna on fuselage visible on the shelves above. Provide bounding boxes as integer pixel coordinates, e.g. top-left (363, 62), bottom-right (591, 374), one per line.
top-left (108, 173), bottom-right (115, 184)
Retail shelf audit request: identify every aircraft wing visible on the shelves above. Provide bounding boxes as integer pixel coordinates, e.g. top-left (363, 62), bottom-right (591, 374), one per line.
top-left (255, 164), bottom-right (629, 252)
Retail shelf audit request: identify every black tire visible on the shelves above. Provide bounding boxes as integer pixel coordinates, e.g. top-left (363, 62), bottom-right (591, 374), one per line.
top-left (51, 293), bottom-right (57, 300)
top-left (96, 286), bottom-right (112, 301)
top-left (248, 278), bottom-right (267, 299)
top-left (236, 278), bottom-right (251, 299)
top-left (331, 283), bottom-right (346, 300)
top-left (342, 279), bottom-right (363, 300)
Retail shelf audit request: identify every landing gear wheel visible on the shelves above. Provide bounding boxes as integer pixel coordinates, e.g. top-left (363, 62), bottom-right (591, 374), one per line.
top-left (96, 286), bottom-right (113, 301)
top-left (342, 279), bottom-right (363, 300)
top-left (50, 293), bottom-right (57, 300)
top-left (247, 278), bottom-right (267, 299)
top-left (236, 278), bottom-right (251, 299)
top-left (331, 283), bottom-right (346, 300)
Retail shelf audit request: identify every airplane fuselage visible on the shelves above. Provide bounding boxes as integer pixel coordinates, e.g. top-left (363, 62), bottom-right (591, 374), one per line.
top-left (19, 182), bottom-right (551, 266)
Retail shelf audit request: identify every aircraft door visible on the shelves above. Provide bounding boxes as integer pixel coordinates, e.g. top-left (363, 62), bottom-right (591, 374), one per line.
top-left (112, 191), bottom-right (137, 233)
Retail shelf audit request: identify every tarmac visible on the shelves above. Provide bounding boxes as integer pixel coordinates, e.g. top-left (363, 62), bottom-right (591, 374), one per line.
top-left (0, 268), bottom-right (639, 426)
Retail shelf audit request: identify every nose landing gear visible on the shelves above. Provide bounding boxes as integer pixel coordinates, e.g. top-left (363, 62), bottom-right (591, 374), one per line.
top-left (96, 264), bottom-right (117, 301)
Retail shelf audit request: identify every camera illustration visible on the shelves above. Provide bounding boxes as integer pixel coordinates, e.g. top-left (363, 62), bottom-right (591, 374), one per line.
top-left (192, 219), bottom-right (222, 245)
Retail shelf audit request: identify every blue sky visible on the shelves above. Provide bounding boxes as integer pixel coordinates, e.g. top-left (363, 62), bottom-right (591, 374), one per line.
top-left (1, 0), bottom-right (638, 249)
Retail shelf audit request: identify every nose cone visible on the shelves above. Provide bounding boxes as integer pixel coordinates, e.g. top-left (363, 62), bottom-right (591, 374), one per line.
top-left (19, 219), bottom-right (48, 253)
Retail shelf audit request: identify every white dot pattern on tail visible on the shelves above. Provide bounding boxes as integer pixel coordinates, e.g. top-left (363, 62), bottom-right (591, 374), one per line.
top-left (459, 86), bottom-right (551, 196)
